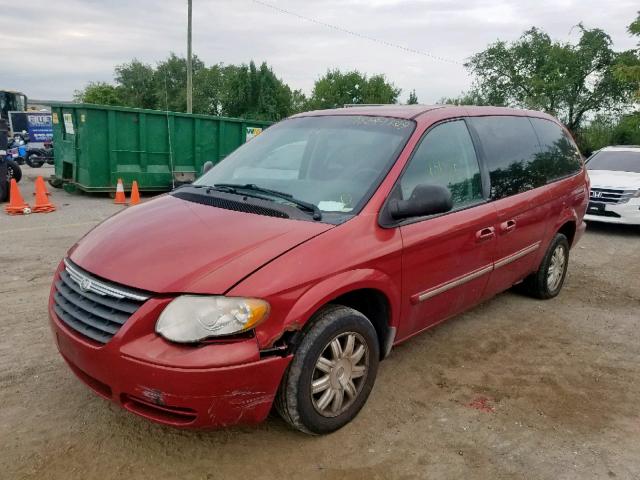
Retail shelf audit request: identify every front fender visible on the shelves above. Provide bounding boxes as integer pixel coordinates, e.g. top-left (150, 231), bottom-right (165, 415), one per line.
top-left (254, 268), bottom-right (401, 349)
top-left (284, 268), bottom-right (400, 330)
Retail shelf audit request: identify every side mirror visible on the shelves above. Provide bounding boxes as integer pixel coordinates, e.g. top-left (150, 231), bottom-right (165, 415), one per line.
top-left (389, 184), bottom-right (453, 220)
top-left (202, 161), bottom-right (214, 175)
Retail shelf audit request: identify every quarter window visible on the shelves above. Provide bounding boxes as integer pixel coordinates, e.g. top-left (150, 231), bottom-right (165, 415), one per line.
top-left (530, 118), bottom-right (582, 181)
top-left (469, 116), bottom-right (543, 199)
top-left (399, 120), bottom-right (483, 209)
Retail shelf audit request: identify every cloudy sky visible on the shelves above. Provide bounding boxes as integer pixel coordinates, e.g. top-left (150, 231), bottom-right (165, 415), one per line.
top-left (1, 0), bottom-right (637, 104)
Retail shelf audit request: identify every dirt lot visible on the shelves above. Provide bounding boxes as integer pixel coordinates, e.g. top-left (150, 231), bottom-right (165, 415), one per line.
top-left (1, 166), bottom-right (639, 479)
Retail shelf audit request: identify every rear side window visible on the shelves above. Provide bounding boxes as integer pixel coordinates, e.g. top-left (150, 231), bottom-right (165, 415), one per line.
top-left (399, 120), bottom-right (483, 208)
top-left (469, 116), bottom-right (543, 199)
top-left (530, 118), bottom-right (582, 181)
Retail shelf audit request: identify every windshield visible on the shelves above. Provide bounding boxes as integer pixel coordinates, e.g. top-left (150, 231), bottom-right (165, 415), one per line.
top-left (587, 150), bottom-right (640, 173)
top-left (195, 115), bottom-right (415, 216)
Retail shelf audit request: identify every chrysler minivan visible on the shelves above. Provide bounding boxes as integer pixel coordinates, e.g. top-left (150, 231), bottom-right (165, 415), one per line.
top-left (49, 105), bottom-right (589, 434)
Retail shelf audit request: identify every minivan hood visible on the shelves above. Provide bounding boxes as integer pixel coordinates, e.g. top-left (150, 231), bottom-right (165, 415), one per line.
top-left (69, 195), bottom-right (332, 294)
top-left (588, 170), bottom-right (640, 190)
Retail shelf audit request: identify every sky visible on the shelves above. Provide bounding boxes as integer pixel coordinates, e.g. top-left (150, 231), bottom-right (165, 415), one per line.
top-left (0, 0), bottom-right (637, 104)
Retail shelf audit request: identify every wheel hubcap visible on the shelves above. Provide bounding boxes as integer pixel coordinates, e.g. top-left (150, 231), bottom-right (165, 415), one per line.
top-left (547, 245), bottom-right (566, 291)
top-left (311, 331), bottom-right (369, 417)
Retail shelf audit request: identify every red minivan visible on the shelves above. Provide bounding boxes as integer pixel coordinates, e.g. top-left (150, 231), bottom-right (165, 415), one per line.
top-left (49, 106), bottom-right (589, 434)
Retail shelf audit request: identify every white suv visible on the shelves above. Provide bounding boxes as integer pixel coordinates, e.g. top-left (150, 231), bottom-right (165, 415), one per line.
top-left (585, 146), bottom-right (640, 225)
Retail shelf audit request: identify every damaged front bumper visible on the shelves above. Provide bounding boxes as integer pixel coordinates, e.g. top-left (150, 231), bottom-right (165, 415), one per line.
top-left (48, 279), bottom-right (291, 429)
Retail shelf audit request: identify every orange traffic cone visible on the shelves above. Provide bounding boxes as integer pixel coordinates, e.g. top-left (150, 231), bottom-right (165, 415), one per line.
top-left (32, 176), bottom-right (56, 213)
top-left (114, 178), bottom-right (126, 204)
top-left (129, 180), bottom-right (140, 206)
top-left (4, 179), bottom-right (31, 215)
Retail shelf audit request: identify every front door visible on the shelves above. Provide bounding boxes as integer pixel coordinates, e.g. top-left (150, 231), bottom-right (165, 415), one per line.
top-left (395, 119), bottom-right (497, 341)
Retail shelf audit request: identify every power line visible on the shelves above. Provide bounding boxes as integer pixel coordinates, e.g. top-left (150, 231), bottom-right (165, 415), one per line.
top-left (249, 0), bottom-right (464, 66)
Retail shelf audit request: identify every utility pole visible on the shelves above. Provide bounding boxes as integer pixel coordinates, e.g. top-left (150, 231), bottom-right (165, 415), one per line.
top-left (186, 0), bottom-right (193, 113)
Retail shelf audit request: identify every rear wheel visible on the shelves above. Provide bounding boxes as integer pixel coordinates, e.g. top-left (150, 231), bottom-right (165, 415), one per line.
top-left (26, 153), bottom-right (44, 168)
top-left (275, 305), bottom-right (379, 434)
top-left (521, 233), bottom-right (569, 299)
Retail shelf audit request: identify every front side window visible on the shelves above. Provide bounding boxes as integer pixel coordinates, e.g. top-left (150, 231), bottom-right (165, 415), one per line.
top-left (195, 115), bottom-right (415, 219)
top-left (399, 120), bottom-right (483, 209)
top-left (469, 116), bottom-right (543, 199)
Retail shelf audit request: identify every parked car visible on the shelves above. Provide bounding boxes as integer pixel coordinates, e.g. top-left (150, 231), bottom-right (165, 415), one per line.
top-left (584, 146), bottom-right (640, 225)
top-left (49, 105), bottom-right (589, 434)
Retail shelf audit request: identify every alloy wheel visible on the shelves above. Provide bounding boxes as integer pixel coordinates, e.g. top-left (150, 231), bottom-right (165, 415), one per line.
top-left (310, 331), bottom-right (369, 417)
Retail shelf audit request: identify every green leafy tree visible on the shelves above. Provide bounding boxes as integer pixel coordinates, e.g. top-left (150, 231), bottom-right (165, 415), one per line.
top-left (290, 89), bottom-right (308, 113)
top-left (308, 69), bottom-right (400, 109)
top-left (407, 89), bottom-right (418, 104)
top-left (193, 64), bottom-right (224, 115)
top-left (220, 61), bottom-right (294, 120)
top-left (73, 82), bottom-right (123, 105)
top-left (115, 59), bottom-right (157, 109)
top-left (466, 26), bottom-right (635, 132)
top-left (438, 90), bottom-right (492, 106)
top-left (615, 12), bottom-right (640, 100)
top-left (153, 52), bottom-right (205, 112)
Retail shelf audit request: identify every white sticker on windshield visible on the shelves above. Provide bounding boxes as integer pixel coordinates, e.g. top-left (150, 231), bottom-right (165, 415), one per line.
top-left (318, 201), bottom-right (352, 212)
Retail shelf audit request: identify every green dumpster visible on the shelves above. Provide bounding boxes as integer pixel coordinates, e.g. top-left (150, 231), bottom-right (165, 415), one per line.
top-left (50, 103), bottom-right (272, 192)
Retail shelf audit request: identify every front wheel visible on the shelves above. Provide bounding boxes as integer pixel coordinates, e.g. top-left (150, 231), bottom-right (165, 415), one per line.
top-left (521, 233), bottom-right (570, 299)
top-left (275, 305), bottom-right (379, 434)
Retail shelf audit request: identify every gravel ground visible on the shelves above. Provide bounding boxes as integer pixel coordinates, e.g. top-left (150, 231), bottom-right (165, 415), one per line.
top-left (1, 167), bottom-right (639, 480)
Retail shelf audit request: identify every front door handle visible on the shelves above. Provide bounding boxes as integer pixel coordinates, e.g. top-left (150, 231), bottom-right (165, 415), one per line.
top-left (476, 226), bottom-right (495, 242)
top-left (500, 219), bottom-right (517, 233)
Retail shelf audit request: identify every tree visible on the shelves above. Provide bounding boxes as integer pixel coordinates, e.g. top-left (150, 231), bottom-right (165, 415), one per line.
top-left (407, 89), bottom-right (418, 104)
top-left (73, 82), bottom-right (123, 105)
top-left (466, 26), bottom-right (635, 132)
top-left (290, 89), bottom-right (308, 113)
top-left (115, 59), bottom-right (157, 109)
top-left (308, 69), bottom-right (400, 109)
top-left (193, 64), bottom-right (223, 115)
top-left (153, 52), bottom-right (205, 112)
top-left (438, 90), bottom-right (492, 106)
top-left (219, 61), bottom-right (293, 120)
top-left (615, 12), bottom-right (640, 100)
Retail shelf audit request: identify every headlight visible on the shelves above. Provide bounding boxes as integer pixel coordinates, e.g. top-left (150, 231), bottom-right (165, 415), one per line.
top-left (156, 295), bottom-right (270, 343)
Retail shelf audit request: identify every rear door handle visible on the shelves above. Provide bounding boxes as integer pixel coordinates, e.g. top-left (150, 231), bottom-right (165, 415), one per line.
top-left (476, 227), bottom-right (495, 242)
top-left (500, 219), bottom-right (517, 233)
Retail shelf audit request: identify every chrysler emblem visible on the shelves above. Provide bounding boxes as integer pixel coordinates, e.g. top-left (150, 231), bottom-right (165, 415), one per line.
top-left (79, 277), bottom-right (92, 292)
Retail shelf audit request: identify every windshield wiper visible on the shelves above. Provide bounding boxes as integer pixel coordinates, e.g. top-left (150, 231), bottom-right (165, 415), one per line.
top-left (214, 183), bottom-right (322, 220)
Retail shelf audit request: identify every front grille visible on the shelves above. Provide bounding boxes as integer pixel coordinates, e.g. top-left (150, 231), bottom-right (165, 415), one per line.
top-left (589, 188), bottom-right (636, 204)
top-left (53, 259), bottom-right (149, 344)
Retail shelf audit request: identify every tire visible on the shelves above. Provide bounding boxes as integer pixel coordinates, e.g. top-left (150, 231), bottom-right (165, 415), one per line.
top-left (26, 153), bottom-right (44, 168)
top-left (275, 305), bottom-right (380, 435)
top-left (6, 160), bottom-right (22, 183)
top-left (521, 233), bottom-right (570, 299)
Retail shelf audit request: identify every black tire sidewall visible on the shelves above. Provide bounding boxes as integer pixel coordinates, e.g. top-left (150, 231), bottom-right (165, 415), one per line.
top-left (7, 160), bottom-right (21, 183)
top-left (283, 306), bottom-right (380, 434)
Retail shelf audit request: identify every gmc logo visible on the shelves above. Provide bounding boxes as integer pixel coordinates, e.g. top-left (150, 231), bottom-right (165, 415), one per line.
top-left (590, 190), bottom-right (603, 199)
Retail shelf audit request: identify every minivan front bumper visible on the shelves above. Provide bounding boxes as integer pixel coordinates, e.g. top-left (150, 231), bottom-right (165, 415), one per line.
top-left (48, 271), bottom-right (291, 429)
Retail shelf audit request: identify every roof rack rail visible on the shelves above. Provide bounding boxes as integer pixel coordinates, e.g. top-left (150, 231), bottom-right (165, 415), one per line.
top-left (343, 104), bottom-right (389, 108)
